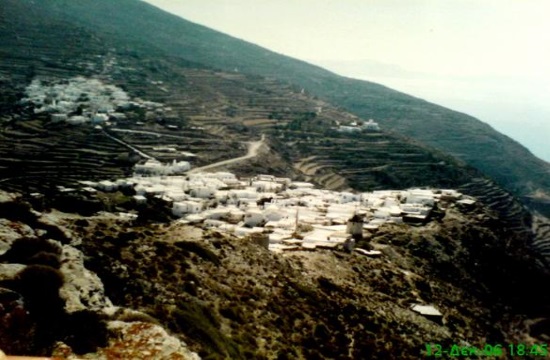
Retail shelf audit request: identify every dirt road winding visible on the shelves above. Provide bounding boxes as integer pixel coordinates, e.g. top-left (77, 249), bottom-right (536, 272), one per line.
top-left (189, 134), bottom-right (265, 173)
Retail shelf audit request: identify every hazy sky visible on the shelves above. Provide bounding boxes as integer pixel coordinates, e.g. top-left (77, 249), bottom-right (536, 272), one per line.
top-left (144, 0), bottom-right (550, 161)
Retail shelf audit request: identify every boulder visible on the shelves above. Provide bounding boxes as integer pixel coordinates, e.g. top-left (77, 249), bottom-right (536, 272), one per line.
top-left (59, 245), bottom-right (113, 313)
top-left (0, 219), bottom-right (35, 255)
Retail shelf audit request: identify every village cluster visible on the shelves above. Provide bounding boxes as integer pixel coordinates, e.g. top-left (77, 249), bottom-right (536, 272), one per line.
top-left (20, 76), bottom-right (166, 126)
top-left (81, 160), bottom-right (473, 253)
top-left (335, 118), bottom-right (380, 133)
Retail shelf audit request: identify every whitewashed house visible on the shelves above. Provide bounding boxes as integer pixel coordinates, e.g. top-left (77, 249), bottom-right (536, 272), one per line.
top-left (92, 113), bottom-right (109, 124)
top-left (133, 195), bottom-right (147, 204)
top-left (244, 209), bottom-right (265, 227)
top-left (406, 190), bottom-right (435, 206)
top-left (97, 180), bottom-right (116, 192)
top-left (135, 160), bottom-right (166, 175)
top-left (229, 189), bottom-right (258, 200)
top-left (361, 119), bottom-right (380, 131)
top-left (143, 184), bottom-right (166, 196)
top-left (337, 126), bottom-right (360, 133)
top-left (67, 116), bottom-right (88, 125)
top-left (190, 186), bottom-right (216, 199)
top-left (51, 113), bottom-right (68, 122)
top-left (289, 182), bottom-right (315, 190)
top-left (373, 209), bottom-right (391, 220)
top-left (172, 201), bottom-right (201, 217)
top-left (275, 177), bottom-right (292, 185)
top-left (204, 219), bottom-right (226, 229)
top-left (109, 112), bottom-right (127, 120)
top-left (252, 180), bottom-right (283, 192)
top-left (256, 174), bottom-right (275, 181)
top-left (263, 206), bottom-right (287, 222)
top-left (339, 192), bottom-right (360, 204)
top-left (169, 160), bottom-right (191, 174)
top-left (226, 208), bottom-right (245, 223)
top-left (202, 209), bottom-right (231, 220)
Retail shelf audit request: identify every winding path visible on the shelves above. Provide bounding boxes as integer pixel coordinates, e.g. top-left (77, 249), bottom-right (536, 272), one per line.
top-left (188, 134), bottom-right (265, 173)
top-left (105, 127), bottom-right (265, 172)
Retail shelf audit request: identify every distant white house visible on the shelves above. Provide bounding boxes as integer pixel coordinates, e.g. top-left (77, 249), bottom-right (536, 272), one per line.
top-left (97, 180), bottom-right (116, 192)
top-left (92, 113), bottom-right (109, 124)
top-left (336, 126), bottom-right (360, 133)
top-left (336, 119), bottom-right (380, 133)
top-left (190, 186), bottom-right (216, 199)
top-left (252, 180), bottom-right (283, 192)
top-left (51, 113), bottom-right (68, 122)
top-left (67, 116), bottom-right (88, 125)
top-left (339, 192), bottom-right (360, 204)
top-left (133, 195), bottom-right (147, 204)
top-left (361, 119), bottom-right (380, 131)
top-left (135, 160), bottom-right (191, 176)
top-left (289, 182), bottom-right (315, 189)
top-left (135, 160), bottom-right (165, 175)
top-left (228, 189), bottom-right (258, 201)
top-left (169, 160), bottom-right (191, 174)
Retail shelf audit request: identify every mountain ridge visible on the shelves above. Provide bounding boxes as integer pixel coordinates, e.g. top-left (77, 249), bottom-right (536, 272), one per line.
top-left (39, 0), bottom-right (548, 206)
top-left (2, 1), bottom-right (550, 357)
top-left (0, 0), bottom-right (547, 246)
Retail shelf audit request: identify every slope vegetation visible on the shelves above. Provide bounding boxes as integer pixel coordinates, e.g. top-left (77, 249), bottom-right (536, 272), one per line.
top-left (0, 0), bottom-right (481, 197)
top-left (15, 0), bottom-right (547, 208)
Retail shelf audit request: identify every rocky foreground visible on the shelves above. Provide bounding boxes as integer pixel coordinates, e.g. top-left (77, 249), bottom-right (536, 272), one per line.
top-left (0, 189), bottom-right (550, 359)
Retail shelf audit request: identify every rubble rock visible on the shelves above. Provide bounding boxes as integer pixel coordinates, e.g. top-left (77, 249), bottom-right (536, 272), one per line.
top-left (53, 321), bottom-right (200, 360)
top-left (38, 213), bottom-right (82, 245)
top-left (0, 264), bottom-right (26, 282)
top-left (0, 219), bottom-right (35, 255)
top-left (59, 245), bottom-right (113, 313)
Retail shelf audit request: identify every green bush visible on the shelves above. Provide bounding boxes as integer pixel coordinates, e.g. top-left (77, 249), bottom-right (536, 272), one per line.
top-left (10, 265), bottom-right (67, 354)
top-left (62, 310), bottom-right (109, 354)
top-left (28, 251), bottom-right (61, 269)
top-left (13, 265), bottom-right (65, 319)
top-left (1, 237), bottom-right (61, 264)
top-left (167, 299), bottom-right (244, 359)
top-left (175, 241), bottom-right (221, 266)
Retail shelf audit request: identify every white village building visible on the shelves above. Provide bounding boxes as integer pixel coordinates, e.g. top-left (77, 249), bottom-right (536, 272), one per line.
top-left (88, 170), bottom-right (464, 252)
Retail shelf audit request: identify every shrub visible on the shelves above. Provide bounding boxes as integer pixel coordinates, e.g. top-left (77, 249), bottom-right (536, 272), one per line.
top-left (116, 310), bottom-right (159, 324)
top-left (220, 306), bottom-right (246, 324)
top-left (13, 265), bottom-right (65, 321)
top-left (165, 300), bottom-right (244, 359)
top-left (62, 310), bottom-right (109, 354)
top-left (1, 237), bottom-right (61, 264)
top-left (28, 252), bottom-right (61, 269)
top-left (0, 199), bottom-right (37, 223)
top-left (10, 265), bottom-right (67, 354)
top-left (175, 241), bottom-right (221, 266)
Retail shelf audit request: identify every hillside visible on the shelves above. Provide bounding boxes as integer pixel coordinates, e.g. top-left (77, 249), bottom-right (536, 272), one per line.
top-left (0, 0), bottom-right (479, 195)
top-left (2, 2), bottom-right (550, 357)
top-left (14, 0), bottom-right (546, 209)
top-left (1, 184), bottom-right (550, 359)
top-left (1, 0), bottom-right (549, 259)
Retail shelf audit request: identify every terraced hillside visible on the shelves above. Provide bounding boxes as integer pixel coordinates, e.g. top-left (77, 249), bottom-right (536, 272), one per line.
top-left (285, 130), bottom-right (476, 192)
top-left (0, 0), bottom-right (478, 196)
top-left (17, 0), bottom-right (546, 210)
top-left (0, 120), bottom-right (133, 193)
top-left (1, 0), bottom-right (549, 262)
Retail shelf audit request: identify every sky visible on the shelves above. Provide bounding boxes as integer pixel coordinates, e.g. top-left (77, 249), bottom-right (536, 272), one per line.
top-left (144, 0), bottom-right (550, 162)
